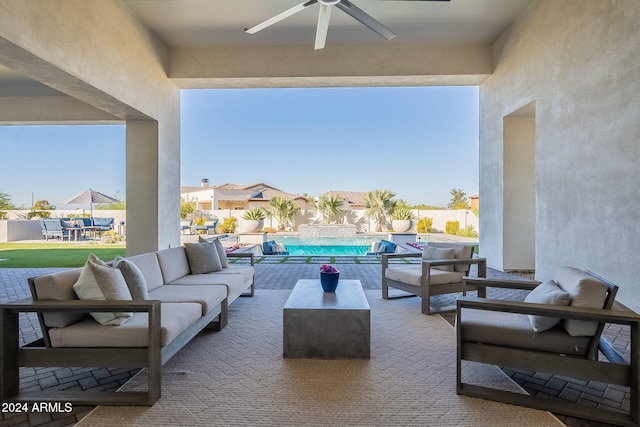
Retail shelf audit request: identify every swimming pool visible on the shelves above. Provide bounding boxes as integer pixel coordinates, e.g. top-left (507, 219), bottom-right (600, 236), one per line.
top-left (272, 236), bottom-right (376, 256)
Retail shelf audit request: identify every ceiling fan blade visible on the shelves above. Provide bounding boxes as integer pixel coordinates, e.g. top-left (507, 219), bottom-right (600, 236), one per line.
top-left (245, 0), bottom-right (318, 34)
top-left (314, 3), bottom-right (333, 50)
top-left (336, 0), bottom-right (396, 41)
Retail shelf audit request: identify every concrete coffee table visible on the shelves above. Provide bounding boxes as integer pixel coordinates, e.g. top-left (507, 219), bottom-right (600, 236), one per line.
top-left (283, 279), bottom-right (370, 359)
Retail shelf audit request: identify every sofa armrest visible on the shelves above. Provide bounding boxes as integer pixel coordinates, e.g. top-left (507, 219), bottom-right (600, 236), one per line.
top-left (227, 251), bottom-right (254, 266)
top-left (457, 297), bottom-right (639, 324)
top-left (463, 277), bottom-right (540, 292)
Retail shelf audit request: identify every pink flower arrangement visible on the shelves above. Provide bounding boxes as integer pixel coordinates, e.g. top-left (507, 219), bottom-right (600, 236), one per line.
top-left (320, 264), bottom-right (338, 274)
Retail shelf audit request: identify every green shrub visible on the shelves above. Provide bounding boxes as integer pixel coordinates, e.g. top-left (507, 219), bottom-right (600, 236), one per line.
top-left (445, 220), bottom-right (460, 235)
top-left (457, 225), bottom-right (479, 238)
top-left (417, 217), bottom-right (433, 233)
top-left (27, 211), bottom-right (51, 219)
top-left (217, 217), bottom-right (237, 234)
top-left (0, 211), bottom-right (7, 220)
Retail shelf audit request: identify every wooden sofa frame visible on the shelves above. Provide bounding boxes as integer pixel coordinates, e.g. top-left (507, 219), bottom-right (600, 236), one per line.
top-left (1, 277), bottom-right (228, 407)
top-left (457, 273), bottom-right (639, 426)
top-left (381, 247), bottom-right (487, 314)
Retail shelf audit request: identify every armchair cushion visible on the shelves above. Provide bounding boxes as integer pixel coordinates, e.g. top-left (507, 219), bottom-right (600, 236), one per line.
top-left (427, 242), bottom-right (475, 272)
top-left (72, 260), bottom-right (133, 326)
top-left (422, 246), bottom-right (455, 271)
top-left (555, 267), bottom-right (608, 336)
top-left (385, 265), bottom-right (464, 287)
top-left (459, 308), bottom-right (591, 356)
top-left (523, 280), bottom-right (571, 332)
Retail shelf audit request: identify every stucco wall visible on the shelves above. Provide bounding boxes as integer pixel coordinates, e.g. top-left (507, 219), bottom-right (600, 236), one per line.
top-left (0, 1), bottom-right (181, 255)
top-left (480, 1), bottom-right (640, 310)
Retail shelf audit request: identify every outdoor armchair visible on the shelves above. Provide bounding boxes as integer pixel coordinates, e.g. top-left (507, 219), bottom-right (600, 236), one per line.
top-left (456, 267), bottom-right (639, 426)
top-left (382, 242), bottom-right (487, 315)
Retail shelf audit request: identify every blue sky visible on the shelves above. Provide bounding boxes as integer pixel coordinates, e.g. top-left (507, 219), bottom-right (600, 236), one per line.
top-left (0, 86), bottom-right (478, 209)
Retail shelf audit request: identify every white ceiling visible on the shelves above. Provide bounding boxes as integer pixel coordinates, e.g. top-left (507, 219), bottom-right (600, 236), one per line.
top-left (0, 0), bottom-right (534, 96)
top-left (124, 0), bottom-right (534, 47)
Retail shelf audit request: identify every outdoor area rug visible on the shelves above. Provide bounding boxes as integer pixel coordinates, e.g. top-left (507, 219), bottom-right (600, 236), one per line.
top-left (78, 290), bottom-right (562, 426)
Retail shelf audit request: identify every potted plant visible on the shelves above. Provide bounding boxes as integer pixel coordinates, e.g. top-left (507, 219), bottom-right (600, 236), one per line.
top-left (242, 208), bottom-right (266, 233)
top-left (319, 264), bottom-right (340, 292)
top-left (391, 207), bottom-right (415, 232)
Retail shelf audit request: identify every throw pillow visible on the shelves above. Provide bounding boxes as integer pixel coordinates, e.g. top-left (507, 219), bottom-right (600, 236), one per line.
top-left (184, 240), bottom-right (222, 274)
top-left (114, 257), bottom-right (149, 300)
top-left (380, 240), bottom-right (397, 253)
top-left (422, 246), bottom-right (455, 271)
top-left (72, 260), bottom-right (133, 326)
top-left (524, 280), bottom-right (571, 332)
top-left (199, 236), bottom-right (229, 268)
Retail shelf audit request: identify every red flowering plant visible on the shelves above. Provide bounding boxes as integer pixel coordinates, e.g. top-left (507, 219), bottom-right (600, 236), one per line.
top-left (320, 264), bottom-right (338, 274)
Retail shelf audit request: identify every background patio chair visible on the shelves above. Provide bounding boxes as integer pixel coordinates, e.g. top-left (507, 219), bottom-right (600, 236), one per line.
top-left (180, 219), bottom-right (193, 234)
top-left (262, 240), bottom-right (289, 255)
top-left (41, 218), bottom-right (70, 241)
top-left (194, 219), bottom-right (218, 235)
top-left (382, 242), bottom-right (487, 314)
top-left (457, 267), bottom-right (639, 426)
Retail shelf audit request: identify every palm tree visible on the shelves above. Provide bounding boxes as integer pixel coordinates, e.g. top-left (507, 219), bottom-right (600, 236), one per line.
top-left (316, 194), bottom-right (344, 224)
top-left (265, 196), bottom-right (300, 231)
top-left (364, 189), bottom-right (397, 232)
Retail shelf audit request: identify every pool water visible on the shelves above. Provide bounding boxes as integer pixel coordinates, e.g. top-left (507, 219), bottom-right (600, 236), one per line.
top-left (270, 236), bottom-right (383, 256)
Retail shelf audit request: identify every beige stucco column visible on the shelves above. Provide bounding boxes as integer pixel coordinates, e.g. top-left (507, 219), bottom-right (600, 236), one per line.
top-left (0, 0), bottom-right (181, 253)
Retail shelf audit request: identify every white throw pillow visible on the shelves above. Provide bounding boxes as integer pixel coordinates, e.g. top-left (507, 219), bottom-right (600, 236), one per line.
top-left (422, 246), bottom-right (455, 271)
top-left (73, 259), bottom-right (133, 326)
top-left (524, 280), bottom-right (571, 332)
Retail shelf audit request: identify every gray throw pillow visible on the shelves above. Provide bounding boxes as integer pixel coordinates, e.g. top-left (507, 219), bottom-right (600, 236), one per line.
top-left (115, 257), bottom-right (149, 300)
top-left (524, 280), bottom-right (571, 332)
top-left (199, 236), bottom-right (229, 268)
top-left (422, 246), bottom-right (455, 271)
top-left (185, 240), bottom-right (222, 274)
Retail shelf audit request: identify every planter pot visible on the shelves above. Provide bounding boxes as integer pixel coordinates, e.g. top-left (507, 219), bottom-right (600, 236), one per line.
top-left (392, 219), bottom-right (412, 233)
top-left (242, 219), bottom-right (263, 233)
top-left (320, 272), bottom-right (340, 292)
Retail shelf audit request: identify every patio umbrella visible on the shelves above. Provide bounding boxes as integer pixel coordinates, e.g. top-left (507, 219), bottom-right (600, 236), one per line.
top-left (63, 188), bottom-right (120, 218)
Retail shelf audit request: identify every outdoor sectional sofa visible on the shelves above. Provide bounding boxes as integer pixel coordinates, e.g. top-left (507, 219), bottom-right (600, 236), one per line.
top-left (0, 239), bottom-right (254, 406)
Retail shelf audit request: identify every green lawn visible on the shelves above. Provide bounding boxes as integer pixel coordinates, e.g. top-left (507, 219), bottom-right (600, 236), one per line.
top-left (0, 243), bottom-right (126, 268)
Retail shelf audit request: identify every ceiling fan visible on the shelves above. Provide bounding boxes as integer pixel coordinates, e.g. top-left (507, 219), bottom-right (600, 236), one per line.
top-left (245, 0), bottom-right (450, 50)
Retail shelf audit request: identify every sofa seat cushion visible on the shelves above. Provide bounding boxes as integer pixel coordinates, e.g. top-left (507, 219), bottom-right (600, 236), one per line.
top-left (148, 285), bottom-right (227, 315)
top-left (48, 302), bottom-right (202, 348)
top-left (31, 268), bottom-right (87, 328)
top-left (156, 247), bottom-right (191, 284)
top-left (555, 267), bottom-right (608, 337)
top-left (126, 252), bottom-right (164, 291)
top-left (224, 265), bottom-right (254, 284)
top-left (166, 272), bottom-right (246, 300)
top-left (385, 266), bottom-right (465, 287)
top-left (459, 308), bottom-right (591, 357)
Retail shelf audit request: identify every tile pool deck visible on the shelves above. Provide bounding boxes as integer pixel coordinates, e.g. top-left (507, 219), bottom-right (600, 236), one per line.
top-left (0, 257), bottom-right (631, 427)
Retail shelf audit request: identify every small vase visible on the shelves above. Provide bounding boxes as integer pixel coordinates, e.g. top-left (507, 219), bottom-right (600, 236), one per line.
top-left (320, 272), bottom-right (339, 292)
